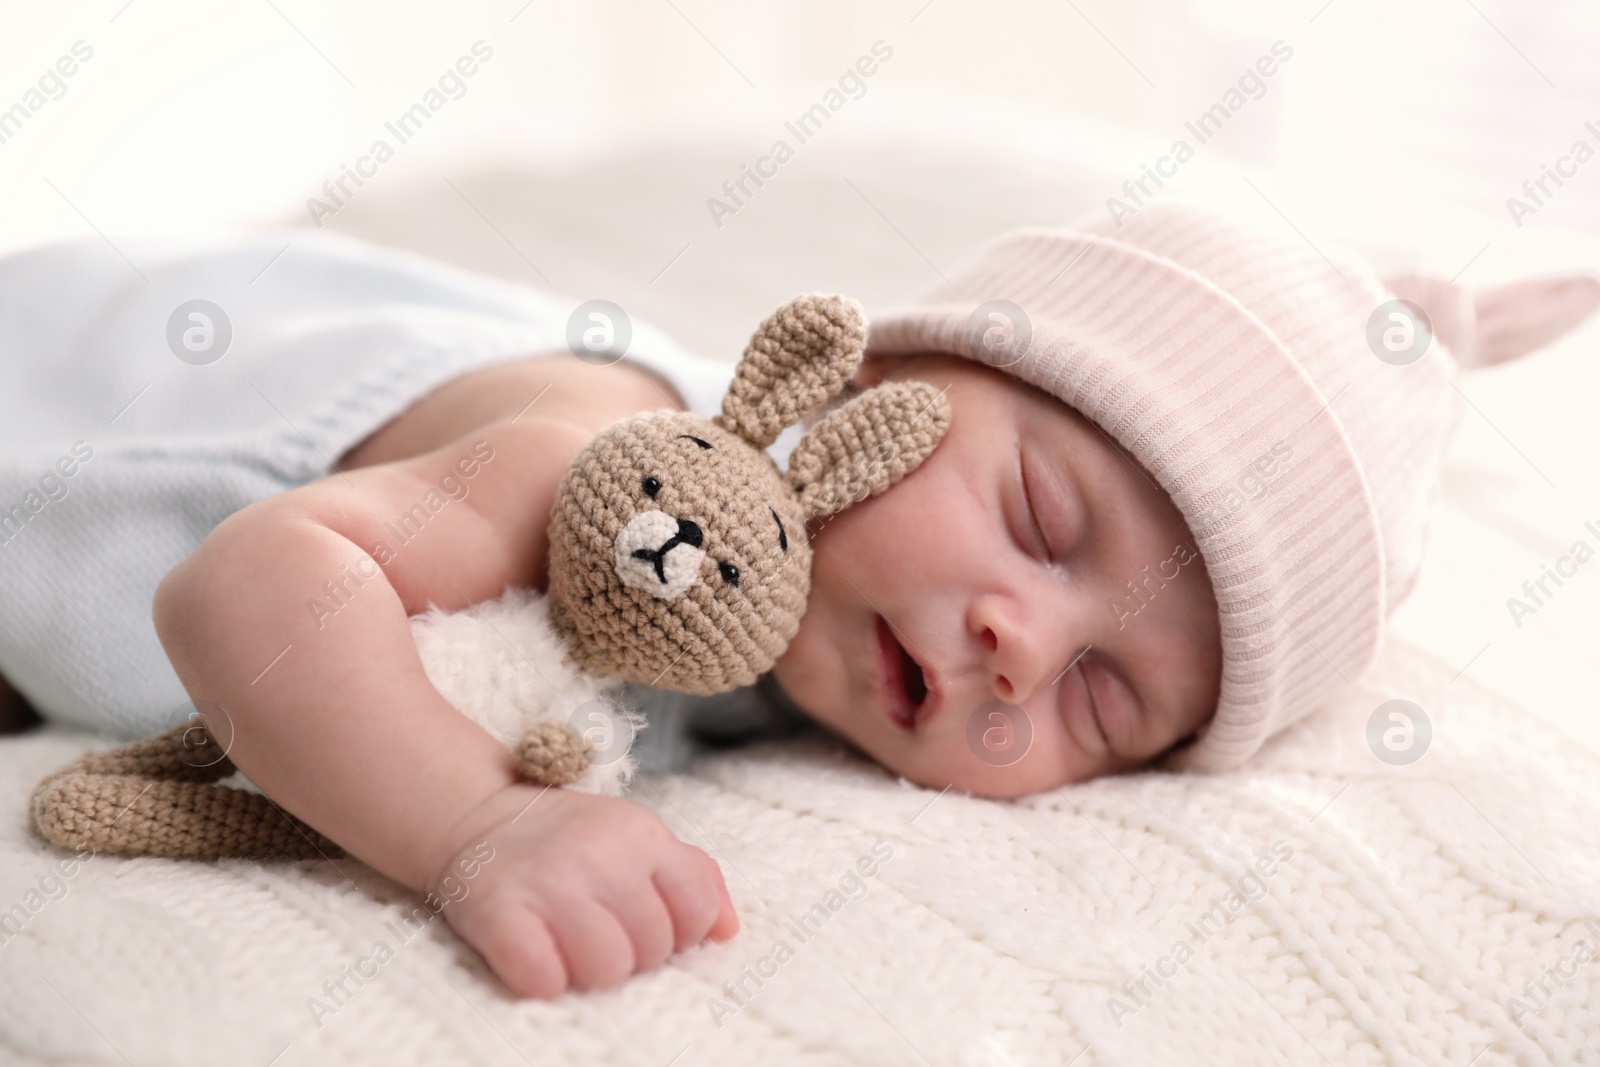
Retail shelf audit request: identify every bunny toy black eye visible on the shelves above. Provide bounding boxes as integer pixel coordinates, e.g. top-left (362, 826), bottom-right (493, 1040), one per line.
top-left (642, 476), bottom-right (661, 498)
top-left (718, 561), bottom-right (740, 587)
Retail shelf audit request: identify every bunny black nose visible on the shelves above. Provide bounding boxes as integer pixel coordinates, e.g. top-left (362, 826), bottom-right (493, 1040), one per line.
top-left (630, 515), bottom-right (705, 586)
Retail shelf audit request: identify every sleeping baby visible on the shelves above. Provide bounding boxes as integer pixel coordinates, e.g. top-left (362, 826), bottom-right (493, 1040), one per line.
top-left (3, 200), bottom-right (1594, 999)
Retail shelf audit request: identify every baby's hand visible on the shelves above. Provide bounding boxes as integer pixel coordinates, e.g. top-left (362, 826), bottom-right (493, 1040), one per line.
top-left (430, 785), bottom-right (738, 998)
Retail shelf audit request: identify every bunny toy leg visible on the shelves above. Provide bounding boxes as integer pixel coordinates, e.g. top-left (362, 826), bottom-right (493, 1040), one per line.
top-left (30, 720), bottom-right (342, 861)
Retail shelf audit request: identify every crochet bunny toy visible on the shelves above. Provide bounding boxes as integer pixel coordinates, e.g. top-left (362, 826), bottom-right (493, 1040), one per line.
top-left (29, 294), bottom-right (952, 862)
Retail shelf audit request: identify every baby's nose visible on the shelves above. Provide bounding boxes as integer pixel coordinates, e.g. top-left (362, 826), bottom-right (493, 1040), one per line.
top-left (970, 597), bottom-right (1069, 706)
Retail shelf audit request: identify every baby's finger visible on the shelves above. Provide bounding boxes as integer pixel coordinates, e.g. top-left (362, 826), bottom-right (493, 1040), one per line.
top-left (653, 846), bottom-right (731, 950)
top-left (548, 897), bottom-right (635, 991)
top-left (480, 905), bottom-right (568, 999)
top-left (603, 884), bottom-right (675, 974)
top-left (705, 854), bottom-right (740, 942)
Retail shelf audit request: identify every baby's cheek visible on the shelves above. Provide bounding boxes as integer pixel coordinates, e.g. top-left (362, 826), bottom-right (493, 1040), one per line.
top-left (826, 497), bottom-right (949, 586)
top-left (771, 624), bottom-right (847, 729)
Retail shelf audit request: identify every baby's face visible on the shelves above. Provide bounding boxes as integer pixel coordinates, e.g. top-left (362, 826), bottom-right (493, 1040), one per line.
top-left (772, 352), bottom-right (1222, 797)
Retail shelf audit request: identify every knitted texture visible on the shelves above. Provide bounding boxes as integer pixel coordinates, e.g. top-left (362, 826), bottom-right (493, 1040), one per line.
top-left (4, 638), bottom-right (1597, 1065)
top-left (785, 380), bottom-right (953, 520)
top-left (864, 200), bottom-right (1599, 771)
top-left (515, 721), bottom-right (591, 787)
top-left (546, 410), bottom-right (816, 695)
top-left (546, 293), bottom-right (951, 695)
top-left (28, 721), bottom-right (339, 861)
top-left (712, 294), bottom-right (866, 449)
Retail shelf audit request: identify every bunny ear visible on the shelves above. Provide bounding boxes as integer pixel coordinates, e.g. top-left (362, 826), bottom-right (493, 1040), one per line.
top-left (785, 380), bottom-right (951, 521)
top-left (1383, 270), bottom-right (1600, 370)
top-left (1467, 272), bottom-right (1600, 368)
top-left (712, 294), bottom-right (866, 450)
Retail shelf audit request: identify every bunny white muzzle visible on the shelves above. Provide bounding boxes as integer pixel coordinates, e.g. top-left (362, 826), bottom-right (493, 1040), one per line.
top-left (614, 509), bottom-right (707, 600)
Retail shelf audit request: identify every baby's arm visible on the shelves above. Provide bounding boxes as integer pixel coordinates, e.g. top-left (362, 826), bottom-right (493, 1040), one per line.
top-left (154, 401), bottom-right (735, 995)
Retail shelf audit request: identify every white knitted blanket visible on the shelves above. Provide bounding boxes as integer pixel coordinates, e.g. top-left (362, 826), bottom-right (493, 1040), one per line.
top-left (3, 635), bottom-right (1598, 1067)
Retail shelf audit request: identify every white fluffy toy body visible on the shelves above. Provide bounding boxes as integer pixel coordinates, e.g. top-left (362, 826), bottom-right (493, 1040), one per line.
top-left (407, 586), bottom-right (640, 795)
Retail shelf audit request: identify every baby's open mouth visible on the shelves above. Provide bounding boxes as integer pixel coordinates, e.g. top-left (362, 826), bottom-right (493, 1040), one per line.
top-left (876, 615), bottom-right (929, 729)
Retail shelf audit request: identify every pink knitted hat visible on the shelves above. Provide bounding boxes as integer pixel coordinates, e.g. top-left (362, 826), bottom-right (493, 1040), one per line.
top-left (864, 200), bottom-right (1600, 771)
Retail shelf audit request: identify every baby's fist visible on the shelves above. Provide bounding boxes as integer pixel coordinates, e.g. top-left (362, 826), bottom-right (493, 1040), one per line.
top-left (433, 785), bottom-right (738, 998)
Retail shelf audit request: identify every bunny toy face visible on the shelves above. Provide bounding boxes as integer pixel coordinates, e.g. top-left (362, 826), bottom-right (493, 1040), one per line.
top-left (546, 294), bottom-right (952, 695)
top-left (546, 412), bottom-right (813, 694)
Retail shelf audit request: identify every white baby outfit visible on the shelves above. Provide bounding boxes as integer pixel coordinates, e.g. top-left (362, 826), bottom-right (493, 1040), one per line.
top-left (0, 232), bottom-right (746, 740)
